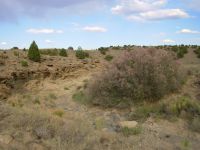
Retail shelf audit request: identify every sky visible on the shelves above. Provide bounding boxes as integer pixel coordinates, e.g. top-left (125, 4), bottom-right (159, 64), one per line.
top-left (0, 0), bottom-right (200, 49)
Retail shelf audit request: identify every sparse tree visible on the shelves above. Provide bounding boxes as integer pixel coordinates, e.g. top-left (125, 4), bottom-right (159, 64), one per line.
top-left (68, 46), bottom-right (74, 51)
top-left (12, 47), bottom-right (19, 50)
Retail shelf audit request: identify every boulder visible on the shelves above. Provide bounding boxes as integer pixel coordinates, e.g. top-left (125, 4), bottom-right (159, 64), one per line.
top-left (0, 135), bottom-right (13, 144)
top-left (94, 60), bottom-right (100, 63)
top-left (119, 121), bottom-right (138, 128)
top-left (0, 84), bottom-right (11, 100)
top-left (0, 59), bottom-right (5, 66)
top-left (81, 59), bottom-right (89, 64)
top-left (47, 64), bottom-right (53, 67)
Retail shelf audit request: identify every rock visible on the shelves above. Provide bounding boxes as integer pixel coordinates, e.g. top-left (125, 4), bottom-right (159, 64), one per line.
top-left (41, 68), bottom-right (51, 78)
top-left (102, 128), bottom-right (110, 132)
top-left (29, 143), bottom-right (44, 150)
top-left (0, 54), bottom-right (8, 59)
top-left (0, 76), bottom-right (8, 83)
top-left (23, 133), bottom-right (34, 144)
top-left (0, 135), bottom-right (13, 144)
top-left (18, 71), bottom-right (28, 79)
top-left (94, 60), bottom-right (100, 63)
top-left (81, 59), bottom-right (89, 64)
top-left (0, 59), bottom-right (5, 66)
top-left (89, 65), bottom-right (96, 69)
top-left (47, 64), bottom-right (53, 67)
top-left (119, 121), bottom-right (138, 128)
top-left (0, 84), bottom-right (11, 100)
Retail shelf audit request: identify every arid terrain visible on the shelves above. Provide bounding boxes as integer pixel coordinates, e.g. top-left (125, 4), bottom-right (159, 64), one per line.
top-left (0, 46), bottom-right (200, 150)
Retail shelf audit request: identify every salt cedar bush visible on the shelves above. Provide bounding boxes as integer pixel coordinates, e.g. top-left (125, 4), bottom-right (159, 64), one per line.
top-left (88, 49), bottom-right (184, 107)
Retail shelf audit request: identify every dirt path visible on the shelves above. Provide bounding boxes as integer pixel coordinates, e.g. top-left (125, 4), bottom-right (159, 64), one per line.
top-left (55, 70), bottom-right (91, 113)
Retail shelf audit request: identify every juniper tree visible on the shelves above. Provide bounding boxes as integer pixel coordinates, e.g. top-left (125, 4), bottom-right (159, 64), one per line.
top-left (28, 41), bottom-right (40, 62)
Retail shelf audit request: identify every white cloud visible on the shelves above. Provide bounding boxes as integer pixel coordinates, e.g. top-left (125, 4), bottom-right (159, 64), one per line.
top-left (82, 26), bottom-right (107, 32)
top-left (162, 39), bottom-right (175, 43)
top-left (1, 42), bottom-right (7, 45)
top-left (177, 29), bottom-right (200, 34)
top-left (127, 9), bottom-right (189, 21)
top-left (26, 28), bottom-right (64, 34)
top-left (111, 0), bottom-right (189, 22)
top-left (45, 40), bottom-right (53, 43)
top-left (111, 0), bottom-right (167, 14)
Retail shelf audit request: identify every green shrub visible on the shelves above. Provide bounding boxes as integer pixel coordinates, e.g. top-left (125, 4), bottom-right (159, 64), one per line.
top-left (190, 117), bottom-right (200, 133)
top-left (53, 109), bottom-right (64, 117)
top-left (13, 51), bottom-right (19, 57)
top-left (28, 41), bottom-right (40, 62)
top-left (94, 118), bottom-right (106, 130)
top-left (128, 96), bottom-right (200, 124)
top-left (171, 45), bottom-right (188, 58)
top-left (72, 91), bottom-right (89, 105)
top-left (40, 49), bottom-right (59, 56)
top-left (194, 47), bottom-right (200, 58)
top-left (49, 93), bottom-right (57, 99)
top-left (98, 47), bottom-right (109, 55)
top-left (76, 50), bottom-right (89, 59)
top-left (33, 97), bottom-right (40, 104)
top-left (59, 48), bottom-right (68, 57)
top-left (88, 49), bottom-right (184, 107)
top-left (64, 87), bottom-right (69, 90)
top-left (121, 126), bottom-right (142, 137)
top-left (129, 105), bottom-right (159, 121)
top-left (177, 46), bottom-right (188, 58)
top-left (104, 55), bottom-right (113, 61)
top-left (171, 46), bottom-right (179, 52)
top-left (170, 97), bottom-right (200, 117)
top-left (20, 60), bottom-right (28, 67)
top-left (191, 45), bottom-right (198, 49)
top-left (112, 46), bottom-right (121, 50)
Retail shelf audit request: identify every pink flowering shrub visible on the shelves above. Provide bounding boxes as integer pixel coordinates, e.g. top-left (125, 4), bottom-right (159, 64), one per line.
top-left (87, 49), bottom-right (184, 107)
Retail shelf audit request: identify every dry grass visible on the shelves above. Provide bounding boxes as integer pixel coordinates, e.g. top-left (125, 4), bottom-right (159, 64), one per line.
top-left (0, 104), bottom-right (136, 150)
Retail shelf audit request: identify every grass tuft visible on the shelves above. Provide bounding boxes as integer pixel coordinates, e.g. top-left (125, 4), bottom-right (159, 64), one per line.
top-left (53, 109), bottom-right (65, 117)
top-left (121, 126), bottom-right (142, 137)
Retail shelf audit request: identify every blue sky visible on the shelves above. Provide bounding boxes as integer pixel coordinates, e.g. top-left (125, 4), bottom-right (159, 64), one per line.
top-left (0, 0), bottom-right (200, 49)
